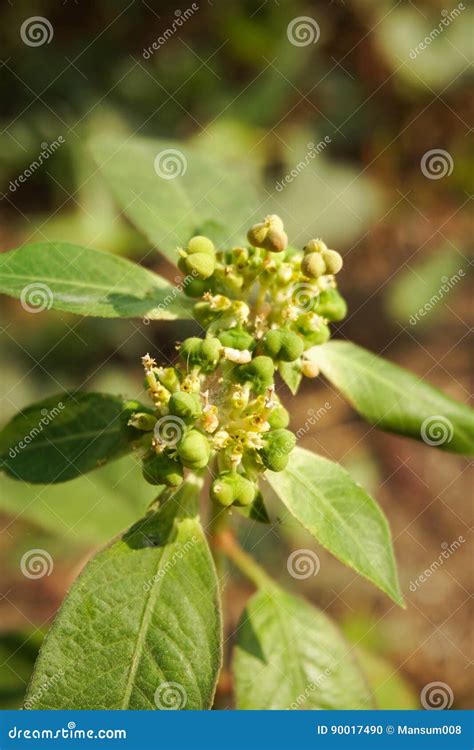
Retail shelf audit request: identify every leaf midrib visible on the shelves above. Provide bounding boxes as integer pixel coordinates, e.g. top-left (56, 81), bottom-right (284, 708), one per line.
top-left (0, 272), bottom-right (165, 295)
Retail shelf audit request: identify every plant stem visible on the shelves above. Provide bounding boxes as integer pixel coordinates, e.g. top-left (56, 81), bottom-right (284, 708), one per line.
top-left (208, 499), bottom-right (231, 584)
top-left (214, 530), bottom-right (273, 590)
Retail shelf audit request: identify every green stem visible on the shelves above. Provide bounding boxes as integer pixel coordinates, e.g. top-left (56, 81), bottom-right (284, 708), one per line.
top-left (215, 531), bottom-right (273, 590)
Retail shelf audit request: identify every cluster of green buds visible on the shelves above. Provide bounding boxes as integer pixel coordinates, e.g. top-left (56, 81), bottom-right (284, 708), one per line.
top-left (129, 215), bottom-right (347, 510)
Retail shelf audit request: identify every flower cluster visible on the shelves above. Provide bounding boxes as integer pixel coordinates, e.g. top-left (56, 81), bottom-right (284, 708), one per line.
top-left (130, 215), bottom-right (347, 509)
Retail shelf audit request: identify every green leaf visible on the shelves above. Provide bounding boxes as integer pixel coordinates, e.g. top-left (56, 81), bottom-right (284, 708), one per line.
top-left (307, 341), bottom-right (474, 455)
top-left (0, 393), bottom-right (147, 484)
top-left (0, 455), bottom-right (157, 544)
top-left (266, 447), bottom-right (403, 605)
top-left (279, 360), bottom-right (302, 395)
top-left (90, 134), bottom-right (262, 264)
top-left (234, 586), bottom-right (373, 709)
top-left (25, 480), bottom-right (222, 709)
top-left (0, 242), bottom-right (193, 319)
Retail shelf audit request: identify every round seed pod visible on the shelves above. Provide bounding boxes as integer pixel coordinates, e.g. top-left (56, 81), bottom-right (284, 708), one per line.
top-left (304, 323), bottom-right (330, 347)
top-left (218, 328), bottom-right (255, 351)
top-left (322, 249), bottom-right (343, 275)
top-left (187, 235), bottom-right (215, 256)
top-left (259, 448), bottom-right (289, 472)
top-left (237, 355), bottom-right (275, 394)
top-left (210, 472), bottom-right (256, 507)
top-left (261, 228), bottom-right (288, 253)
top-left (185, 252), bottom-right (215, 280)
top-left (315, 288), bottom-right (347, 321)
top-left (210, 475), bottom-right (235, 506)
top-left (303, 239), bottom-right (327, 255)
top-left (265, 428), bottom-right (296, 455)
top-left (177, 429), bottom-right (211, 470)
top-left (247, 222), bottom-right (268, 248)
top-left (261, 330), bottom-right (283, 359)
top-left (200, 337), bottom-right (222, 372)
top-left (168, 391), bottom-right (202, 421)
top-left (180, 337), bottom-right (203, 367)
top-left (142, 452), bottom-right (183, 487)
top-left (279, 331), bottom-right (304, 362)
top-left (268, 404), bottom-right (290, 429)
top-left (301, 252), bottom-right (326, 279)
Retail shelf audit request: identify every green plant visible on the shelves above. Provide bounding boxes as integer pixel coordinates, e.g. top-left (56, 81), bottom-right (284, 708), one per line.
top-left (0, 136), bottom-right (472, 711)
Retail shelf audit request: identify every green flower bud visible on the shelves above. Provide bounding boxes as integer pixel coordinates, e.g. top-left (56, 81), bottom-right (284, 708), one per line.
top-left (237, 355), bottom-right (275, 394)
top-left (187, 235), bottom-right (215, 256)
top-left (168, 391), bottom-right (202, 421)
top-left (304, 322), bottom-right (330, 346)
top-left (261, 330), bottom-right (303, 362)
top-left (268, 404), bottom-right (290, 429)
top-left (210, 472), bottom-right (256, 507)
top-left (177, 429), bottom-right (211, 469)
top-left (303, 238), bottom-right (327, 255)
top-left (322, 249), bottom-right (343, 275)
top-left (315, 288), bottom-right (347, 321)
top-left (128, 412), bottom-right (157, 431)
top-left (185, 252), bottom-right (215, 280)
top-left (142, 452), bottom-right (183, 487)
top-left (301, 252), bottom-right (326, 279)
top-left (218, 328), bottom-right (255, 351)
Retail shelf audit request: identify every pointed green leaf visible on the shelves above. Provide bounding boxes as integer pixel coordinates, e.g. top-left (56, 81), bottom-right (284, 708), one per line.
top-left (234, 586), bottom-right (373, 709)
top-left (0, 242), bottom-right (193, 319)
top-left (266, 447), bottom-right (403, 605)
top-left (279, 359), bottom-right (302, 395)
top-left (307, 341), bottom-right (474, 454)
top-left (90, 134), bottom-right (261, 263)
top-left (25, 480), bottom-right (222, 709)
top-left (0, 393), bottom-right (147, 484)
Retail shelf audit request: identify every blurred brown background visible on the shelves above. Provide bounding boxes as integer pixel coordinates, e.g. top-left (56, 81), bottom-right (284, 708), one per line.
top-left (0, 0), bottom-right (472, 709)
